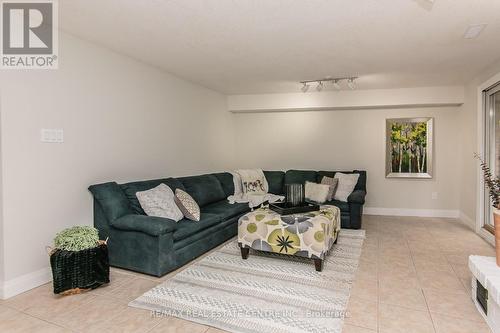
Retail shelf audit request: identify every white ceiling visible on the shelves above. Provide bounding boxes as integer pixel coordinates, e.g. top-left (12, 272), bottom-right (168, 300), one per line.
top-left (60, 0), bottom-right (500, 94)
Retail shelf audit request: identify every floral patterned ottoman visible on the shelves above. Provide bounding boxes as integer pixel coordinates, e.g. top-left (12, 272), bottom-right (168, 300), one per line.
top-left (237, 205), bottom-right (341, 271)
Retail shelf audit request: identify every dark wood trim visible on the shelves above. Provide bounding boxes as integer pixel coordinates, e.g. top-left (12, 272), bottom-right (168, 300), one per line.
top-left (240, 247), bottom-right (249, 260)
top-left (314, 258), bottom-right (323, 272)
top-left (484, 224), bottom-right (495, 235)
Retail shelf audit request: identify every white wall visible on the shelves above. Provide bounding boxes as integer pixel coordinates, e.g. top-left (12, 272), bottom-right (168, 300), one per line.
top-left (0, 33), bottom-right (234, 298)
top-left (233, 106), bottom-right (461, 215)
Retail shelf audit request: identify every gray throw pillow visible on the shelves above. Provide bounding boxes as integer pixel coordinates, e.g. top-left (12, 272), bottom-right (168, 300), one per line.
top-left (136, 184), bottom-right (184, 221)
top-left (321, 176), bottom-right (339, 201)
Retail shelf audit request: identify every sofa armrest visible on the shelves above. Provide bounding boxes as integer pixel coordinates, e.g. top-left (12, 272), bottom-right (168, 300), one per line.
top-left (111, 214), bottom-right (177, 236)
top-left (348, 190), bottom-right (366, 205)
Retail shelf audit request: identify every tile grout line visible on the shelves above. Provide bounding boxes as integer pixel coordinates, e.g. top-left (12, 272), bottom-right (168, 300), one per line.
top-left (406, 222), bottom-right (438, 333)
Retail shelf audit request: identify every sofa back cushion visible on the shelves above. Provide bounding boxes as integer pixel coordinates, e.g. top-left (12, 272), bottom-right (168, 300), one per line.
top-left (317, 170), bottom-right (367, 192)
top-left (264, 171), bottom-right (285, 194)
top-left (212, 172), bottom-right (234, 197)
top-left (120, 178), bottom-right (185, 215)
top-left (89, 182), bottom-right (133, 222)
top-left (284, 170), bottom-right (318, 186)
top-left (178, 174), bottom-right (226, 207)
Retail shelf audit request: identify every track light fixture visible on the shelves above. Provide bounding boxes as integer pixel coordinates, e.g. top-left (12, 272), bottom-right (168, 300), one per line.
top-left (316, 81), bottom-right (323, 92)
top-left (300, 77), bottom-right (358, 92)
top-left (347, 78), bottom-right (356, 90)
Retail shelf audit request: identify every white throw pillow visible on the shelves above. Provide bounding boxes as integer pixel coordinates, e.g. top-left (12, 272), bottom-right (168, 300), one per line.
top-left (333, 173), bottom-right (360, 202)
top-left (136, 184), bottom-right (184, 221)
top-left (305, 181), bottom-right (330, 204)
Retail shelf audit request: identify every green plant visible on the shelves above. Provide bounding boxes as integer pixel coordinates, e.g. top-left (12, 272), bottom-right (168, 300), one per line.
top-left (475, 153), bottom-right (500, 209)
top-left (54, 226), bottom-right (99, 252)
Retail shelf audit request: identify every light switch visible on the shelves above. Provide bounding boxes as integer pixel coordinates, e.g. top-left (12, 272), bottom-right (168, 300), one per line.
top-left (41, 129), bottom-right (64, 143)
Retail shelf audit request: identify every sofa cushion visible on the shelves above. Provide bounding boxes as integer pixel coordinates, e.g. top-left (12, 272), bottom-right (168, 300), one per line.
top-left (88, 182), bottom-right (133, 222)
top-left (212, 172), bottom-right (234, 197)
top-left (264, 171), bottom-right (285, 194)
top-left (179, 174), bottom-right (226, 207)
top-left (121, 178), bottom-right (185, 215)
top-left (111, 214), bottom-right (177, 237)
top-left (202, 200), bottom-right (250, 220)
top-left (325, 200), bottom-right (350, 212)
top-left (285, 170), bottom-right (317, 185)
top-left (173, 213), bottom-right (222, 241)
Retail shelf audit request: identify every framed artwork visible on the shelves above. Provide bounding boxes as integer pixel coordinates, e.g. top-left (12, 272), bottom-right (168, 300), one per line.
top-left (386, 117), bottom-right (433, 178)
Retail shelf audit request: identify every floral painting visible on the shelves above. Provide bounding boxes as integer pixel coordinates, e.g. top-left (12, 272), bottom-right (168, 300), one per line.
top-left (386, 117), bottom-right (433, 178)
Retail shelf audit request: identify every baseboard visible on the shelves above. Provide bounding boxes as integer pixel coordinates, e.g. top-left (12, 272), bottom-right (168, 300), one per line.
top-left (0, 267), bottom-right (52, 300)
top-left (459, 211), bottom-right (476, 230)
top-left (364, 207), bottom-right (460, 218)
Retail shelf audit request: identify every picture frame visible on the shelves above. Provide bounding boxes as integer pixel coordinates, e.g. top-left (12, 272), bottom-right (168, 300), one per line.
top-left (385, 117), bottom-right (433, 179)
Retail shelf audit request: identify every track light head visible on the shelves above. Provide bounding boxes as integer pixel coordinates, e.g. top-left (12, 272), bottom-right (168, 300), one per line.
top-left (332, 79), bottom-right (341, 90)
top-left (347, 78), bottom-right (356, 90)
top-left (300, 76), bottom-right (358, 92)
top-left (316, 81), bottom-right (324, 92)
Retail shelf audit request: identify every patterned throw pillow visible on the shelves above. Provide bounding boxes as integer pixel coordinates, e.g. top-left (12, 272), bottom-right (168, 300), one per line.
top-left (174, 189), bottom-right (200, 221)
top-left (136, 184), bottom-right (184, 221)
top-left (321, 176), bottom-right (339, 201)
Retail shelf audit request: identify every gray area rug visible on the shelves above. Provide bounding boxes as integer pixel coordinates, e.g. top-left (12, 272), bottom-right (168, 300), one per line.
top-left (129, 229), bottom-right (365, 333)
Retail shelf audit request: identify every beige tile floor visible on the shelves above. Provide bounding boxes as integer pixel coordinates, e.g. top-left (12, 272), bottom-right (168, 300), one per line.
top-left (0, 215), bottom-right (495, 333)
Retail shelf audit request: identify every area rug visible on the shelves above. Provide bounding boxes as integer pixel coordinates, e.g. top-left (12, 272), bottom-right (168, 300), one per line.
top-left (129, 229), bottom-right (365, 333)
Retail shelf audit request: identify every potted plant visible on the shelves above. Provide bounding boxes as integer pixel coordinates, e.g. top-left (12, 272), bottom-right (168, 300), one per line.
top-left (475, 153), bottom-right (500, 266)
top-left (48, 226), bottom-right (109, 295)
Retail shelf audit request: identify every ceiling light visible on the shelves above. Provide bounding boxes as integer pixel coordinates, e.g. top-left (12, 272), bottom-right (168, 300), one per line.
top-left (464, 24), bottom-right (487, 39)
top-left (332, 79), bottom-right (341, 90)
top-left (301, 82), bottom-right (309, 93)
top-left (347, 78), bottom-right (356, 90)
top-left (316, 81), bottom-right (324, 92)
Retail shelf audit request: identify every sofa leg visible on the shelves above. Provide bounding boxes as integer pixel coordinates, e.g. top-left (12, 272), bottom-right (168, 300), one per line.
top-left (241, 247), bottom-right (249, 259)
top-left (314, 258), bottom-right (323, 272)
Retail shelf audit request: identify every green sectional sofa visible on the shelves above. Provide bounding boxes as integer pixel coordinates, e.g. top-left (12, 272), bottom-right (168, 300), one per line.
top-left (89, 169), bottom-right (366, 276)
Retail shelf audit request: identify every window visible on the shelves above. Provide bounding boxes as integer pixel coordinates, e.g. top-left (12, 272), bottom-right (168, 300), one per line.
top-left (483, 83), bottom-right (500, 233)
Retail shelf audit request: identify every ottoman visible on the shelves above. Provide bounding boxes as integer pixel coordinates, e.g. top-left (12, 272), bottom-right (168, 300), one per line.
top-left (237, 205), bottom-right (341, 271)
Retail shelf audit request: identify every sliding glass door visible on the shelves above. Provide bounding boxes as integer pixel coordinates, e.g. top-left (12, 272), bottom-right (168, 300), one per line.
top-left (484, 83), bottom-right (500, 233)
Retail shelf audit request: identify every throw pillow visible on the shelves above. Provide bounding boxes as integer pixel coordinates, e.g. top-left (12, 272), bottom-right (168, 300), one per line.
top-left (136, 184), bottom-right (184, 221)
top-left (333, 173), bottom-right (360, 202)
top-left (174, 189), bottom-right (200, 221)
top-left (321, 176), bottom-right (339, 201)
top-left (305, 181), bottom-right (330, 204)
top-left (236, 169), bottom-right (269, 195)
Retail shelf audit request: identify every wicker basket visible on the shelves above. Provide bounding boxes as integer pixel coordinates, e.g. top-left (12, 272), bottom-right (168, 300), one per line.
top-left (49, 241), bottom-right (110, 295)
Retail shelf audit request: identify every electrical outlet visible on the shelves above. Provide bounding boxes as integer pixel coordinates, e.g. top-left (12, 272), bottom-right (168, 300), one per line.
top-left (40, 129), bottom-right (64, 143)
top-left (431, 192), bottom-right (438, 200)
